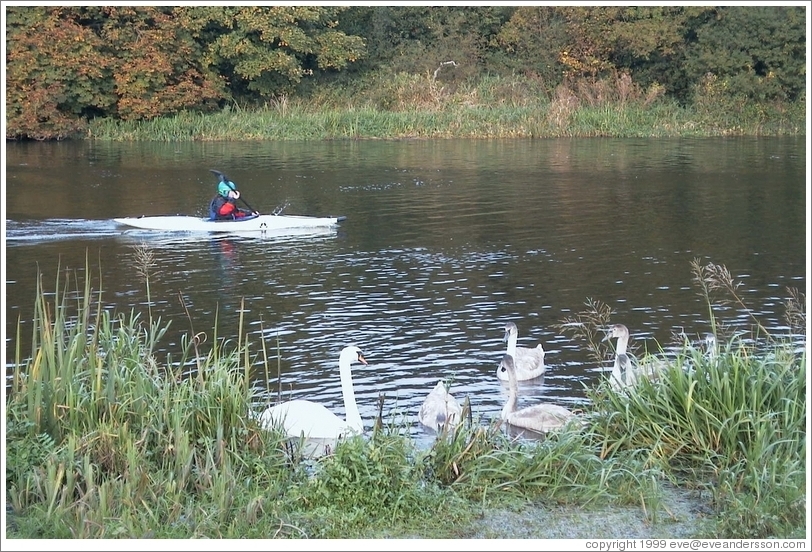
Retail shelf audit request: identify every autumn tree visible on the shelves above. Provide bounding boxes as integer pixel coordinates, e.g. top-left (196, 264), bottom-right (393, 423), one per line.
top-left (6, 6), bottom-right (224, 138)
top-left (6, 6), bottom-right (113, 139)
top-left (97, 6), bottom-right (224, 121)
top-left (6, 5), bottom-right (366, 138)
top-left (183, 5), bottom-right (366, 102)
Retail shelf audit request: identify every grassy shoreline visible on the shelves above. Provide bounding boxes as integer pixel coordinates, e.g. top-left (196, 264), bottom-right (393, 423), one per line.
top-left (86, 101), bottom-right (805, 142)
top-left (4, 254), bottom-right (806, 540)
top-left (83, 73), bottom-right (805, 142)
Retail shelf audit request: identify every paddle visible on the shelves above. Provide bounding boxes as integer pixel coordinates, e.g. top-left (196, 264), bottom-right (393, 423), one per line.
top-left (209, 169), bottom-right (258, 214)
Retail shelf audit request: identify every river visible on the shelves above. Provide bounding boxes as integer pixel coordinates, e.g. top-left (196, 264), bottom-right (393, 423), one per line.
top-left (4, 137), bottom-right (807, 446)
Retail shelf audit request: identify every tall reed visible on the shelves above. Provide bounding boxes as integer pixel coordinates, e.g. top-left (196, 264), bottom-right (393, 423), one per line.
top-left (5, 254), bottom-right (293, 537)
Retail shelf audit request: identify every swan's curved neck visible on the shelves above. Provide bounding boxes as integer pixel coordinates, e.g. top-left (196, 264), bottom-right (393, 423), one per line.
top-left (611, 355), bottom-right (624, 385)
top-left (615, 333), bottom-right (629, 356)
top-left (505, 331), bottom-right (518, 357)
top-left (500, 371), bottom-right (518, 420)
top-left (340, 359), bottom-right (363, 432)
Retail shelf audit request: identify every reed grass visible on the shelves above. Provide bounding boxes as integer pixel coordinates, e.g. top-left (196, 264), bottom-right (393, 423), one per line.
top-left (5, 252), bottom-right (806, 539)
top-left (85, 74), bottom-right (805, 141)
top-left (89, 103), bottom-right (797, 142)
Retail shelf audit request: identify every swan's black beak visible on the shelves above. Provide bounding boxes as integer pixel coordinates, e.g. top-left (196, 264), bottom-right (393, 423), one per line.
top-left (357, 352), bottom-right (368, 365)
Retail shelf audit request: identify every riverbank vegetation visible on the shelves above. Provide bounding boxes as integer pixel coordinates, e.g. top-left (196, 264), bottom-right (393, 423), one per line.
top-left (5, 253), bottom-right (806, 539)
top-left (85, 73), bottom-right (805, 141)
top-left (6, 6), bottom-right (805, 141)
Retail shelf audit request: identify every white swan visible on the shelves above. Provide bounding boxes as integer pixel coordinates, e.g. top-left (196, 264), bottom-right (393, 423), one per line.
top-left (258, 345), bottom-right (367, 440)
top-left (603, 323), bottom-right (634, 389)
top-left (602, 324), bottom-right (667, 389)
top-left (496, 321), bottom-right (546, 381)
top-left (418, 380), bottom-right (463, 432)
top-left (498, 354), bottom-right (575, 433)
top-left (703, 332), bottom-right (718, 363)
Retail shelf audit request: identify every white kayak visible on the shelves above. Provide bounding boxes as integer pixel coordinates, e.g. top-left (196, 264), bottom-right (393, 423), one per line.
top-left (113, 213), bottom-right (346, 233)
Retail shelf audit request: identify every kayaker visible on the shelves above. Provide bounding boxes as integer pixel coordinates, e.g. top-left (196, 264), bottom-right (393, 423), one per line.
top-left (209, 173), bottom-right (255, 220)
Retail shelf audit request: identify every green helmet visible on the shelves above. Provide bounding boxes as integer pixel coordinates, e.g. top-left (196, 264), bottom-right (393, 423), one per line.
top-left (218, 180), bottom-right (235, 197)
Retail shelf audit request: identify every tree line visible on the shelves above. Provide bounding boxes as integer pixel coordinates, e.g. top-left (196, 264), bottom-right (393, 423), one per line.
top-left (5, 5), bottom-right (806, 140)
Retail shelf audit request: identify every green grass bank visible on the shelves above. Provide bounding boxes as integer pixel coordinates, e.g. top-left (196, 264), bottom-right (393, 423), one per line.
top-left (86, 75), bottom-right (805, 141)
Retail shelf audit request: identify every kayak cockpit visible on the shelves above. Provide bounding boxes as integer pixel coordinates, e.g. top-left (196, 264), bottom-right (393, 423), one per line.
top-left (209, 213), bottom-right (261, 223)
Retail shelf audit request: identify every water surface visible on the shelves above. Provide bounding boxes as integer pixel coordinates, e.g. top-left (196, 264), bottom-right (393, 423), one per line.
top-left (4, 137), bottom-right (807, 445)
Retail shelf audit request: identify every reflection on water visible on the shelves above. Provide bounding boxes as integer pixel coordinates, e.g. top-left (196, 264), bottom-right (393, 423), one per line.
top-left (4, 137), bottom-right (807, 446)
